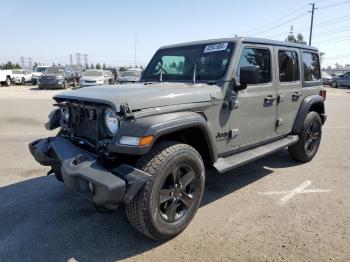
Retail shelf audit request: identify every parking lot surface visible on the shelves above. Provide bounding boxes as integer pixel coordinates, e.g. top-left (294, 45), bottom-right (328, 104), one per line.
top-left (0, 85), bottom-right (349, 262)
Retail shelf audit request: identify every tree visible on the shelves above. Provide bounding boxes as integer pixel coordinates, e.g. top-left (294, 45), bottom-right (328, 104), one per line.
top-left (285, 32), bottom-right (307, 45)
top-left (95, 63), bottom-right (101, 69)
top-left (103, 63), bottom-right (106, 70)
top-left (90, 63), bottom-right (95, 69)
top-left (1, 61), bottom-right (22, 69)
top-left (319, 52), bottom-right (325, 64)
top-left (33, 62), bottom-right (38, 70)
top-left (85, 63), bottom-right (89, 70)
top-left (119, 67), bottom-right (127, 72)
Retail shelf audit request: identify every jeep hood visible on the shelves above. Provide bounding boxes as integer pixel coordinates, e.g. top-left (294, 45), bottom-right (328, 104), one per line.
top-left (54, 82), bottom-right (222, 110)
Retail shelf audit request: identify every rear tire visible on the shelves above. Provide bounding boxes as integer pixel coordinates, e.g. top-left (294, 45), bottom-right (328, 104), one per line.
top-left (289, 111), bottom-right (322, 162)
top-left (331, 81), bottom-right (338, 88)
top-left (125, 142), bottom-right (205, 240)
top-left (21, 77), bottom-right (25, 85)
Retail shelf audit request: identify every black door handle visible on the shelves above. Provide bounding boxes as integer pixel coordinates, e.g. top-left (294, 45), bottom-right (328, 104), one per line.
top-left (264, 95), bottom-right (276, 102)
top-left (293, 92), bottom-right (302, 98)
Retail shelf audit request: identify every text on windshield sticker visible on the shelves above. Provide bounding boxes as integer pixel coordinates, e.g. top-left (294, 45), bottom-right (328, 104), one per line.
top-left (203, 43), bottom-right (228, 53)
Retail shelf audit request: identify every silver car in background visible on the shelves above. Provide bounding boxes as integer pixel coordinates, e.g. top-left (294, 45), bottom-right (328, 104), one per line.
top-left (117, 69), bottom-right (142, 83)
top-left (32, 66), bottom-right (49, 85)
top-left (79, 69), bottom-right (114, 87)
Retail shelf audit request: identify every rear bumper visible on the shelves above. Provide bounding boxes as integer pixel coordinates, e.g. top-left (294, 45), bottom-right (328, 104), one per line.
top-left (29, 137), bottom-right (150, 209)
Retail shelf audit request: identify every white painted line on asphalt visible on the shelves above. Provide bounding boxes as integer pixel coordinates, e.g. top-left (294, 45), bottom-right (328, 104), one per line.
top-left (258, 180), bottom-right (330, 206)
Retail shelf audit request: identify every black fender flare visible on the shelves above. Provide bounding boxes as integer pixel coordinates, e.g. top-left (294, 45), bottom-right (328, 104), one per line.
top-left (292, 95), bottom-right (325, 134)
top-left (109, 111), bottom-right (217, 162)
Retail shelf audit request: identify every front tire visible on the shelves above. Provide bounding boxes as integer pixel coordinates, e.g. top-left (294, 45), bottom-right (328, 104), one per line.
top-left (331, 81), bottom-right (338, 88)
top-left (21, 77), bottom-right (25, 85)
top-left (125, 142), bottom-right (205, 240)
top-left (289, 111), bottom-right (322, 162)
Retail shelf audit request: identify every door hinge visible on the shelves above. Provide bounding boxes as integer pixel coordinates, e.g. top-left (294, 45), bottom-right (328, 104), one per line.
top-left (229, 129), bottom-right (239, 139)
top-left (276, 118), bottom-right (283, 127)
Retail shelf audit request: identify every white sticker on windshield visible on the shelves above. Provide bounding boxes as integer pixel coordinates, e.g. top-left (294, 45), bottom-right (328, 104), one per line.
top-left (203, 43), bottom-right (228, 53)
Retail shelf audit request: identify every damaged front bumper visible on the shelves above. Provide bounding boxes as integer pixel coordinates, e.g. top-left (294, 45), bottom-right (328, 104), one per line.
top-left (29, 137), bottom-right (151, 209)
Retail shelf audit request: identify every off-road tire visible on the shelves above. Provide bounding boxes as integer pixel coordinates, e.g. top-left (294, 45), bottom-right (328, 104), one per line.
top-left (331, 81), bottom-right (338, 88)
top-left (289, 111), bottom-right (322, 162)
top-left (125, 141), bottom-right (205, 240)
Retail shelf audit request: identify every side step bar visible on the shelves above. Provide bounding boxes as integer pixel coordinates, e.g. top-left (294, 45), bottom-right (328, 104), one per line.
top-left (213, 135), bottom-right (299, 174)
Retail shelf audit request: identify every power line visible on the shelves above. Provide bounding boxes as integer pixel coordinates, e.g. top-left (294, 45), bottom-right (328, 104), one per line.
top-left (314, 27), bottom-right (350, 39)
top-left (318, 0), bottom-right (350, 9)
top-left (249, 12), bottom-right (309, 36)
top-left (238, 4), bottom-right (308, 35)
top-left (314, 35), bottom-right (350, 44)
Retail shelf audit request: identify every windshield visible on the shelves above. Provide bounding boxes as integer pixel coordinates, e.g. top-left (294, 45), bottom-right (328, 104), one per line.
top-left (13, 70), bottom-right (23, 74)
top-left (34, 67), bottom-right (48, 72)
top-left (46, 67), bottom-right (64, 74)
top-left (121, 71), bottom-right (141, 77)
top-left (83, 70), bottom-right (103, 77)
top-left (142, 42), bottom-right (234, 82)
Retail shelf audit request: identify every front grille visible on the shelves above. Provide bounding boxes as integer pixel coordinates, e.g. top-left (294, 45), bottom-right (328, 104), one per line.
top-left (85, 80), bottom-right (96, 83)
top-left (69, 103), bottom-right (104, 145)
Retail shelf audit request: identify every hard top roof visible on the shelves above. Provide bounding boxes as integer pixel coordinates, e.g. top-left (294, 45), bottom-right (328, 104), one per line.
top-left (159, 37), bottom-right (318, 52)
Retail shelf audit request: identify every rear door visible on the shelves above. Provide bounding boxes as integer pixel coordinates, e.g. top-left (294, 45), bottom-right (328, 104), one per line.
top-left (275, 47), bottom-right (303, 134)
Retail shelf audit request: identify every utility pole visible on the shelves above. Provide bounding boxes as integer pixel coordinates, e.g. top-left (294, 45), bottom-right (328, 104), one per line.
top-left (308, 3), bottom-right (317, 46)
top-left (20, 56), bottom-right (25, 68)
top-left (83, 54), bottom-right (88, 68)
top-left (134, 33), bottom-right (137, 67)
top-left (76, 53), bottom-right (81, 66)
top-left (28, 57), bottom-right (33, 69)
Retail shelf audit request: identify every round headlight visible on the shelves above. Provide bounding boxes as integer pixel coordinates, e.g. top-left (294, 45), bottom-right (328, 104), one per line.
top-left (104, 108), bottom-right (119, 135)
top-left (60, 107), bottom-right (70, 122)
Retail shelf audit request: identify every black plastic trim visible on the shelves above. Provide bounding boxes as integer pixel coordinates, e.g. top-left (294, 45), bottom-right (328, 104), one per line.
top-left (292, 95), bottom-right (325, 134)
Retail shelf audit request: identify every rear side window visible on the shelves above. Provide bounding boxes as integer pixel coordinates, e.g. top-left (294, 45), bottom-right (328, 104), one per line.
top-left (278, 50), bottom-right (300, 82)
top-left (238, 48), bottom-right (271, 83)
top-left (302, 52), bottom-right (320, 81)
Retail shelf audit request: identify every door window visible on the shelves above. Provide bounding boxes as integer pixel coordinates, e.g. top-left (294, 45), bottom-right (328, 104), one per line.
top-left (278, 50), bottom-right (300, 82)
top-left (302, 52), bottom-right (321, 81)
top-left (238, 48), bottom-right (271, 83)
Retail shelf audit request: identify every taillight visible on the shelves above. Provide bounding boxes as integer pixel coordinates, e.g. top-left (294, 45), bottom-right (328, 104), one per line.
top-left (319, 89), bottom-right (326, 101)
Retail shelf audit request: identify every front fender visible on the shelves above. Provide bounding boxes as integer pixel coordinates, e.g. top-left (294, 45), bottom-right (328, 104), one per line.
top-left (108, 111), bottom-right (217, 161)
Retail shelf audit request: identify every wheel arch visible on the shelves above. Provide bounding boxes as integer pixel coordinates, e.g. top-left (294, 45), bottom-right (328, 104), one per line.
top-left (110, 111), bottom-right (217, 165)
top-left (292, 95), bottom-right (326, 134)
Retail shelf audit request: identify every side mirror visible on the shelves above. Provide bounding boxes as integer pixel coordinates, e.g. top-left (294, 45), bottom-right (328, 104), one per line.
top-left (239, 65), bottom-right (260, 86)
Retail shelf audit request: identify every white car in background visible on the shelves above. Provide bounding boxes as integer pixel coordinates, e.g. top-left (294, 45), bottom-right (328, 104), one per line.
top-left (32, 66), bottom-right (49, 85)
top-left (0, 69), bottom-right (14, 86)
top-left (117, 69), bottom-right (142, 83)
top-left (79, 69), bottom-right (114, 87)
top-left (11, 69), bottom-right (32, 85)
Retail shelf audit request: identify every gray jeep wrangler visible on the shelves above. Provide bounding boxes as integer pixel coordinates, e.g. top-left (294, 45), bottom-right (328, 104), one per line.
top-left (29, 37), bottom-right (326, 240)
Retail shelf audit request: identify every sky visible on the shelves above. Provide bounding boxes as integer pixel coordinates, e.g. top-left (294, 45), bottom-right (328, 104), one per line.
top-left (1, 0), bottom-right (349, 68)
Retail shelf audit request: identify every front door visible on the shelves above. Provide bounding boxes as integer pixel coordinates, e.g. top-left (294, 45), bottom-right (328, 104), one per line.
top-left (229, 45), bottom-right (277, 149)
top-left (274, 47), bottom-right (303, 134)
